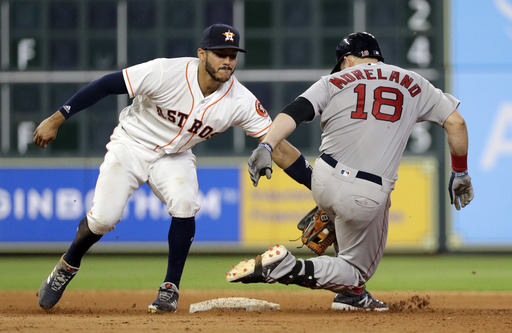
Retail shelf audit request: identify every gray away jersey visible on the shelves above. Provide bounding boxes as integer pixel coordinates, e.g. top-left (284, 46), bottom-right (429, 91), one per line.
top-left (301, 62), bottom-right (460, 181)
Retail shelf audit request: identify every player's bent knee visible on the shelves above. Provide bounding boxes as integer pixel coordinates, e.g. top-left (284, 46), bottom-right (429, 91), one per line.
top-left (86, 213), bottom-right (118, 235)
top-left (168, 199), bottom-right (200, 218)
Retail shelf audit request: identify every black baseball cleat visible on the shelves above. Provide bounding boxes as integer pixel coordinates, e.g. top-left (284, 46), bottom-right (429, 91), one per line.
top-left (332, 286), bottom-right (388, 311)
top-left (226, 244), bottom-right (293, 283)
top-left (148, 282), bottom-right (179, 313)
top-left (38, 255), bottom-right (79, 310)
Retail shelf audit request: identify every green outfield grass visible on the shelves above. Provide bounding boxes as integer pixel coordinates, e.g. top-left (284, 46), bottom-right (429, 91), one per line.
top-left (1, 254), bottom-right (511, 291)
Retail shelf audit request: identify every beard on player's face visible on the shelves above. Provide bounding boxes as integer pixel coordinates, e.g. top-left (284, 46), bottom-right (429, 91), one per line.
top-left (205, 51), bottom-right (235, 83)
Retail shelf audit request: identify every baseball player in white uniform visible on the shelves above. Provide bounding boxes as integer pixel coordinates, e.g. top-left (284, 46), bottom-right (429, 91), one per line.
top-left (33, 24), bottom-right (311, 313)
top-left (227, 32), bottom-right (474, 311)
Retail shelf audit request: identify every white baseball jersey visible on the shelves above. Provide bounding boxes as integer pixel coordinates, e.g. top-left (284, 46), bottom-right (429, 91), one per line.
top-left (301, 62), bottom-right (460, 181)
top-left (87, 57), bottom-right (273, 233)
top-left (120, 57), bottom-right (272, 152)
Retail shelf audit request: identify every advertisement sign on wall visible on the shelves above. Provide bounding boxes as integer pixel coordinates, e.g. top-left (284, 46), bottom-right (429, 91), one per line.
top-left (241, 159), bottom-right (438, 251)
top-left (1, 159), bottom-right (437, 252)
top-left (0, 167), bottom-right (240, 243)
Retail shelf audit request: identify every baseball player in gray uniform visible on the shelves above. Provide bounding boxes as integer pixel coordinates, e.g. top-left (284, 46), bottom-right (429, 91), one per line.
top-left (227, 32), bottom-right (474, 311)
top-left (33, 23), bottom-right (312, 313)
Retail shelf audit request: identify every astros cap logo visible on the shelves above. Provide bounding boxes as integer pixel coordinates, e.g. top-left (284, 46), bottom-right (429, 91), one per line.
top-left (223, 30), bottom-right (235, 42)
top-left (199, 24), bottom-right (247, 52)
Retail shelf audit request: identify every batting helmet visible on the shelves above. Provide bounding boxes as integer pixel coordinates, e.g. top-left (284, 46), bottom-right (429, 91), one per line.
top-left (330, 32), bottom-right (384, 74)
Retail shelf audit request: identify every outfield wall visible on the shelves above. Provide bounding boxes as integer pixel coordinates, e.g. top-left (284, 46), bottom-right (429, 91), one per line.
top-left (2, 155), bottom-right (511, 253)
top-left (0, 156), bottom-right (474, 254)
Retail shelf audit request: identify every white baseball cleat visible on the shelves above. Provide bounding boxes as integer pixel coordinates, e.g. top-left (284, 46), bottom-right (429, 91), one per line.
top-left (226, 244), bottom-right (290, 283)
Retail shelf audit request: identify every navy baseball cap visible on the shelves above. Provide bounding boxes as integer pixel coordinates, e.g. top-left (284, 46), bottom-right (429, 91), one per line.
top-left (199, 23), bottom-right (247, 53)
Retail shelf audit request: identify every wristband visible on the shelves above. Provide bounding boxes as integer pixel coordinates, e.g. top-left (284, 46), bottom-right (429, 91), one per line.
top-left (451, 170), bottom-right (468, 177)
top-left (450, 153), bottom-right (467, 172)
top-left (259, 142), bottom-right (273, 153)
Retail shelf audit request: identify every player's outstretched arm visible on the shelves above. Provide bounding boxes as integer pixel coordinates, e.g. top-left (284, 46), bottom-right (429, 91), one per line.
top-left (261, 113), bottom-right (298, 150)
top-left (444, 109), bottom-right (468, 157)
top-left (33, 111), bottom-right (66, 148)
top-left (444, 109), bottom-right (474, 209)
top-left (33, 72), bottom-right (127, 149)
top-left (248, 114), bottom-right (298, 186)
top-left (269, 96), bottom-right (315, 170)
top-left (270, 139), bottom-right (301, 170)
top-left (248, 97), bottom-right (315, 187)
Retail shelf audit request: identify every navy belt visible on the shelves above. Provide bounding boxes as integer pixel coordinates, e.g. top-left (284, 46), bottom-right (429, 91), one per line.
top-left (320, 153), bottom-right (382, 185)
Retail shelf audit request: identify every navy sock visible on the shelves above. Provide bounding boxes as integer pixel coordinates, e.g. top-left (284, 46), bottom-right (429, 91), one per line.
top-left (164, 217), bottom-right (196, 288)
top-left (283, 154), bottom-right (313, 189)
top-left (63, 216), bottom-right (102, 267)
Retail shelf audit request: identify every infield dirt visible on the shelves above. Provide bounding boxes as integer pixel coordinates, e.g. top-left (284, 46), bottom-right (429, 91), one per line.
top-left (1, 289), bottom-right (511, 332)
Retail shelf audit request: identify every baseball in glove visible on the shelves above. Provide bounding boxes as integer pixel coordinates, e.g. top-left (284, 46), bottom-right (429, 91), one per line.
top-left (297, 206), bottom-right (335, 255)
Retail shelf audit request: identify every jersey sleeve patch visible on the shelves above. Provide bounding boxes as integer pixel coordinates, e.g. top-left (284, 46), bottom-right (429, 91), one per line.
top-left (255, 99), bottom-right (269, 117)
